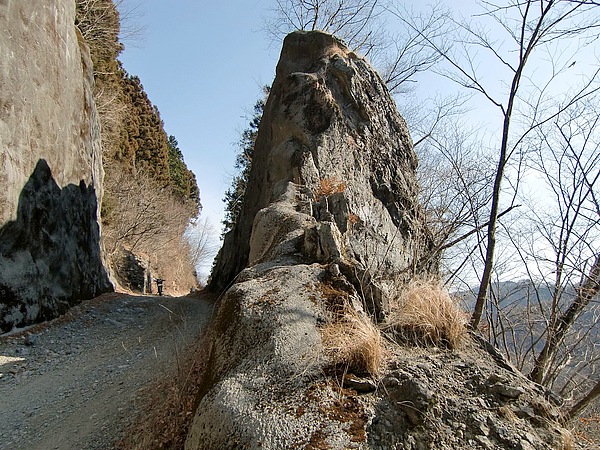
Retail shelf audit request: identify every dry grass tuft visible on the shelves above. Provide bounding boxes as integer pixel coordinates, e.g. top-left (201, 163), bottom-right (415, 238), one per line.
top-left (313, 177), bottom-right (347, 201)
top-left (559, 428), bottom-right (575, 450)
top-left (321, 306), bottom-right (384, 377)
top-left (384, 279), bottom-right (467, 350)
top-left (497, 405), bottom-right (519, 422)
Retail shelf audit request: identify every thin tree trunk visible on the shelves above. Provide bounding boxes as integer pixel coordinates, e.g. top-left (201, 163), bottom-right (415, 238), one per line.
top-left (470, 100), bottom-right (514, 329)
top-left (530, 254), bottom-right (600, 384)
top-left (569, 379), bottom-right (600, 420)
top-left (470, 0), bottom-right (544, 329)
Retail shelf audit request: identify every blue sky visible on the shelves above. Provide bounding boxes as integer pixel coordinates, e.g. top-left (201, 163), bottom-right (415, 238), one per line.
top-left (116, 0), bottom-right (479, 236)
top-left (115, 0), bottom-right (595, 284)
top-left (118, 0), bottom-right (279, 234)
top-left (116, 1), bottom-right (487, 235)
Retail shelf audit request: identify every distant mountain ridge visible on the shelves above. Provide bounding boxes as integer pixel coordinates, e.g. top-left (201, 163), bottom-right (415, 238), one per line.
top-left (456, 279), bottom-right (599, 403)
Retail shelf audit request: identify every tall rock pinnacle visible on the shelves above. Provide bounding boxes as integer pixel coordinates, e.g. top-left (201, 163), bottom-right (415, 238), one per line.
top-left (0, 1), bottom-right (112, 332)
top-left (189, 31), bottom-right (572, 450)
top-left (210, 31), bottom-right (434, 308)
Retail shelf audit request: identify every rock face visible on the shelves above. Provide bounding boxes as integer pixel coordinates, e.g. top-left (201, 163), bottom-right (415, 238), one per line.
top-left (210, 31), bottom-right (434, 316)
top-left (0, 2), bottom-right (112, 332)
top-left (113, 248), bottom-right (153, 294)
top-left (187, 31), bottom-right (571, 449)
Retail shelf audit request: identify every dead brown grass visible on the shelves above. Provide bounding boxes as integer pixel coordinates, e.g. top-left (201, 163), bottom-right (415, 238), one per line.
top-left (321, 305), bottom-right (384, 377)
top-left (559, 428), bottom-right (575, 450)
top-left (384, 279), bottom-right (467, 350)
top-left (313, 177), bottom-right (347, 201)
top-left (116, 334), bottom-right (211, 450)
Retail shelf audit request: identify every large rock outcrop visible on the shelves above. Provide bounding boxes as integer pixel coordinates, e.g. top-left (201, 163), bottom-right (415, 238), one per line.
top-left (188, 31), bottom-right (573, 449)
top-left (0, 1), bottom-right (112, 332)
top-left (210, 31), bottom-right (434, 316)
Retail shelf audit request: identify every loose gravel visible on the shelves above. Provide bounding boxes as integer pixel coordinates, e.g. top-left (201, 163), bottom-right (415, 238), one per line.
top-left (0, 292), bottom-right (214, 450)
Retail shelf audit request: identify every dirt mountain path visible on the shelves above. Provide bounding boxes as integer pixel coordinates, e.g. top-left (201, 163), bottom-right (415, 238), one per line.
top-left (0, 292), bottom-right (215, 450)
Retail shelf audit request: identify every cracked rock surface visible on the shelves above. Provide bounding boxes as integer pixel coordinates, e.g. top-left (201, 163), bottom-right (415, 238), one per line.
top-left (186, 31), bottom-right (577, 450)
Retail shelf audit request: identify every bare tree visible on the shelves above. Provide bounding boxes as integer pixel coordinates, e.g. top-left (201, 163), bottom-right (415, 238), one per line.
top-left (102, 165), bottom-right (166, 255)
top-left (76, 0), bottom-right (144, 49)
top-left (524, 99), bottom-right (600, 399)
top-left (471, 94), bottom-right (600, 415)
top-left (101, 162), bottom-right (199, 289)
top-left (185, 217), bottom-right (219, 281)
top-left (265, 0), bottom-right (447, 94)
top-left (392, 0), bottom-right (600, 329)
top-left (265, 0), bottom-right (384, 54)
top-left (373, 3), bottom-right (450, 94)
top-left (383, 2), bottom-right (600, 417)
top-left (76, 0), bottom-right (120, 45)
top-left (570, 379), bottom-right (600, 420)
top-left (409, 101), bottom-right (495, 276)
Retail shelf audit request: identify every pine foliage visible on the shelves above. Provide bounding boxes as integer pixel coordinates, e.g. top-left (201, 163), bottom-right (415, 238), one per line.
top-left (168, 135), bottom-right (200, 205)
top-left (222, 87), bottom-right (269, 233)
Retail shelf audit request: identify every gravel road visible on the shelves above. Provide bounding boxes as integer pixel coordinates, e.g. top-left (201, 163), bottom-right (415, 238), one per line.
top-left (0, 292), bottom-right (214, 450)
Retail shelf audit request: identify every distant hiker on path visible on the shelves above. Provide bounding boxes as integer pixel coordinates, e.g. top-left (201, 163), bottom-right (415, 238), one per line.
top-left (155, 278), bottom-right (164, 296)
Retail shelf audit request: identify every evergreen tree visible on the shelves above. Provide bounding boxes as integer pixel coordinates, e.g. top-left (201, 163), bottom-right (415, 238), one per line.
top-left (119, 74), bottom-right (170, 184)
top-left (168, 135), bottom-right (200, 210)
top-left (222, 87), bottom-right (269, 234)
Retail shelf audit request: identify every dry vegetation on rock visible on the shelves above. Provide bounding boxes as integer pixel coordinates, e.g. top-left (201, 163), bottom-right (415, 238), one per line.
top-left (313, 177), bottom-right (347, 201)
top-left (384, 279), bottom-right (468, 350)
top-left (321, 304), bottom-right (385, 377)
top-left (319, 279), bottom-right (467, 380)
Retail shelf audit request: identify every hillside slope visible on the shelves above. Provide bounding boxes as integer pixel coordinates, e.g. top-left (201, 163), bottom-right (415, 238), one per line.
top-left (76, 0), bottom-right (201, 295)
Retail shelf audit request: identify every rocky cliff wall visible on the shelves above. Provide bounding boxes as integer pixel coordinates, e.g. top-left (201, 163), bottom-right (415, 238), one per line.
top-left (0, 1), bottom-right (112, 332)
